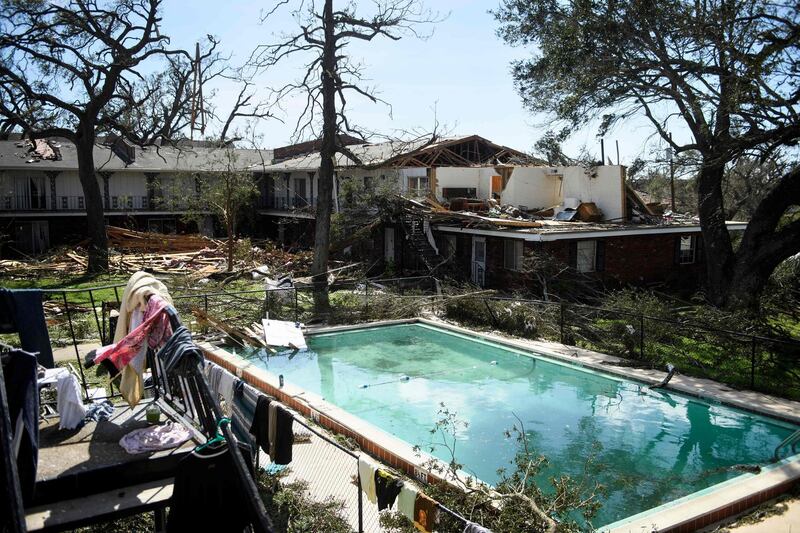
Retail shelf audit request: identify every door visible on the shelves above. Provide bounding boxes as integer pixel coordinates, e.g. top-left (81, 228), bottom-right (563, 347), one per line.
top-left (293, 177), bottom-right (307, 206)
top-left (471, 236), bottom-right (486, 287)
top-left (384, 227), bottom-right (395, 262)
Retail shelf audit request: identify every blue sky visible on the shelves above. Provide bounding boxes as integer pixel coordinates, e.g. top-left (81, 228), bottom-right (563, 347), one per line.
top-left (160, 0), bottom-right (681, 164)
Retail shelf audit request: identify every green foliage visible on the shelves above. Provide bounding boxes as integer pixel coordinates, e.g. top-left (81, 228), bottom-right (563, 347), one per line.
top-left (257, 470), bottom-right (352, 533)
top-left (384, 405), bottom-right (604, 533)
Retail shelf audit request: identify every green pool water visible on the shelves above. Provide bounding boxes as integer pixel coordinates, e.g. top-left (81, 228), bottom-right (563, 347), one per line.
top-left (234, 323), bottom-right (797, 526)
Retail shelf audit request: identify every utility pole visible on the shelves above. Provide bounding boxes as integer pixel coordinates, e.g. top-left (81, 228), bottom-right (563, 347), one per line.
top-left (669, 132), bottom-right (676, 212)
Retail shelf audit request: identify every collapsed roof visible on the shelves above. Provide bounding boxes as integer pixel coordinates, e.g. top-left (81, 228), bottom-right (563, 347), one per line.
top-left (261, 135), bottom-right (540, 172)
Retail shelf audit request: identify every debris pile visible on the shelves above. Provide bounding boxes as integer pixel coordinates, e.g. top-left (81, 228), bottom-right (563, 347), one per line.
top-left (0, 226), bottom-right (313, 279)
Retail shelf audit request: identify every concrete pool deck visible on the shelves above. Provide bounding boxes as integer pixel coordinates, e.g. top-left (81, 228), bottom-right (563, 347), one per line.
top-left (199, 317), bottom-right (800, 533)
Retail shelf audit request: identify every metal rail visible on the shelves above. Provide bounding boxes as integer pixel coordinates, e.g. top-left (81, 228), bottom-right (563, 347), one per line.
top-left (773, 429), bottom-right (800, 462)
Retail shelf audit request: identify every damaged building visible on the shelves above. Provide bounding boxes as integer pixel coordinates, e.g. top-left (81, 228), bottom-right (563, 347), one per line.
top-left (386, 165), bottom-right (747, 291)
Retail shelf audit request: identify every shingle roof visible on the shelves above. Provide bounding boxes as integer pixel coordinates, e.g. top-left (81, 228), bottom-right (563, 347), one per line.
top-left (0, 140), bottom-right (273, 173)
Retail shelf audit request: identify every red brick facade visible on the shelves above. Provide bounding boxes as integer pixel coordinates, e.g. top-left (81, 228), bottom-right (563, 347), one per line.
top-left (436, 230), bottom-right (706, 291)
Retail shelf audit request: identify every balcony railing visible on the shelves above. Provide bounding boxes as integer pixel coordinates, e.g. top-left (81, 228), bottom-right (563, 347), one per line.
top-left (258, 195), bottom-right (318, 210)
top-left (1, 195), bottom-right (48, 211)
top-left (0, 195), bottom-right (199, 213)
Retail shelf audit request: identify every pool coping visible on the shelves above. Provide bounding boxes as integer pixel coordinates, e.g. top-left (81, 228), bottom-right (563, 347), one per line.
top-left (200, 317), bottom-right (800, 532)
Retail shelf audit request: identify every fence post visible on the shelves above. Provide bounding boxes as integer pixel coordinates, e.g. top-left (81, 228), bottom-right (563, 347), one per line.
top-left (640, 314), bottom-right (645, 360)
top-left (751, 336), bottom-right (757, 389)
top-left (357, 464), bottom-right (364, 533)
top-left (62, 291), bottom-right (89, 395)
top-left (294, 288), bottom-right (299, 323)
top-left (560, 302), bottom-right (566, 344)
top-left (364, 279), bottom-right (369, 318)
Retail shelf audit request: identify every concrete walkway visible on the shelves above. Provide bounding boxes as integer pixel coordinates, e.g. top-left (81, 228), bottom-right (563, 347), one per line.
top-left (52, 342), bottom-right (100, 363)
top-left (260, 429), bottom-right (385, 533)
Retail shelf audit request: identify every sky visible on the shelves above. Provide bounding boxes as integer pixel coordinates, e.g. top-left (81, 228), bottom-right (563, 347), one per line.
top-left (159, 0), bottom-right (682, 165)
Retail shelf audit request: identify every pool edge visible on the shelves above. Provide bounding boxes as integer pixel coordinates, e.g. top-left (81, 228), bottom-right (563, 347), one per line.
top-left (201, 317), bottom-right (800, 532)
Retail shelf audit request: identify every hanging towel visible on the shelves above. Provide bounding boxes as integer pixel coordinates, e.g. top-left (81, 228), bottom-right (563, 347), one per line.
top-left (375, 469), bottom-right (403, 511)
top-left (249, 395), bottom-right (271, 454)
top-left (414, 492), bottom-right (439, 533)
top-left (231, 380), bottom-right (258, 455)
top-left (119, 422), bottom-right (192, 454)
top-left (463, 521), bottom-right (493, 533)
top-left (272, 404), bottom-right (294, 465)
top-left (3, 348), bottom-right (38, 503)
top-left (397, 482), bottom-right (418, 521)
top-left (118, 308), bottom-right (146, 406)
top-left (113, 272), bottom-right (172, 343)
top-left (216, 369), bottom-right (236, 407)
top-left (0, 289), bottom-right (54, 368)
top-left (358, 455), bottom-right (379, 504)
top-left (56, 372), bottom-right (86, 430)
top-left (158, 326), bottom-right (200, 374)
top-left (94, 294), bottom-right (172, 373)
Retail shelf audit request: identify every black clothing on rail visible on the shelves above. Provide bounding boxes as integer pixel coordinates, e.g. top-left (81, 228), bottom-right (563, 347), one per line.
top-left (3, 348), bottom-right (39, 503)
top-left (375, 470), bottom-right (403, 511)
top-left (272, 404), bottom-right (294, 465)
top-left (248, 394), bottom-right (271, 453)
top-left (166, 442), bottom-right (254, 533)
top-left (0, 289), bottom-right (54, 368)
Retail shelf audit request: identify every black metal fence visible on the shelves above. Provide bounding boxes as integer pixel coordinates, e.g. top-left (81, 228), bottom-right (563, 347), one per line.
top-left (450, 295), bottom-right (800, 399)
top-left (34, 276), bottom-right (800, 402)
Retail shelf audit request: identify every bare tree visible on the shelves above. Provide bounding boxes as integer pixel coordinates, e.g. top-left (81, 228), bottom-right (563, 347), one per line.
top-left (0, 0), bottom-right (223, 272)
top-left (252, 0), bottom-right (440, 311)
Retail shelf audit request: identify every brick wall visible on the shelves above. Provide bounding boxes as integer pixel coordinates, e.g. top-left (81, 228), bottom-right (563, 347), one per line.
top-left (440, 231), bottom-right (705, 291)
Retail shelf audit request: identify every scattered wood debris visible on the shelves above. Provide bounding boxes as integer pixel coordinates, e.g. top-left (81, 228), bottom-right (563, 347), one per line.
top-left (0, 226), bottom-right (313, 280)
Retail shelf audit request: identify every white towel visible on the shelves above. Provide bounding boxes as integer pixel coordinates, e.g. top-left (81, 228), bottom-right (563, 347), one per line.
top-left (397, 482), bottom-right (418, 522)
top-left (358, 455), bottom-right (379, 504)
top-left (56, 373), bottom-right (86, 430)
top-left (217, 369), bottom-right (236, 407)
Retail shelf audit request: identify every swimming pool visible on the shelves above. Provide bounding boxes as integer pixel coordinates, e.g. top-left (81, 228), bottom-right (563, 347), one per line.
top-left (232, 322), bottom-right (798, 527)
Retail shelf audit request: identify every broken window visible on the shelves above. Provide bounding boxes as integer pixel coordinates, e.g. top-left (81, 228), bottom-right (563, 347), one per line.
top-left (407, 176), bottom-right (429, 197)
top-left (504, 239), bottom-right (523, 271)
top-left (576, 240), bottom-right (597, 272)
top-left (678, 235), bottom-right (696, 264)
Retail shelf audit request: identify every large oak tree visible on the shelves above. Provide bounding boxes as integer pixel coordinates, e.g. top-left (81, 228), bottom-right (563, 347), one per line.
top-left (495, 0), bottom-right (800, 310)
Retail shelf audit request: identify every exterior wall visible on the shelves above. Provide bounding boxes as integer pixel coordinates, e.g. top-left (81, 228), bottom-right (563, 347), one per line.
top-left (434, 167), bottom-right (499, 200)
top-left (434, 230), bottom-right (705, 291)
top-left (501, 165), bottom-right (626, 221)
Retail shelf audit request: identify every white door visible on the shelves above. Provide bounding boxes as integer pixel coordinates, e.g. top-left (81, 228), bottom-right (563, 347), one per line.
top-left (471, 236), bottom-right (486, 287)
top-left (384, 227), bottom-right (395, 262)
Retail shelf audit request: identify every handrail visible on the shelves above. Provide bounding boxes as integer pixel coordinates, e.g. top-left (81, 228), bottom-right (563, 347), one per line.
top-left (773, 429), bottom-right (800, 462)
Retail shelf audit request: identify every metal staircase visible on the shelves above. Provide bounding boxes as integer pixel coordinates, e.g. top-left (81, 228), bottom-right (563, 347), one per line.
top-left (401, 211), bottom-right (444, 272)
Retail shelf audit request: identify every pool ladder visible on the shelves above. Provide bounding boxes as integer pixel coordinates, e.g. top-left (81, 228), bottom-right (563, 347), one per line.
top-left (773, 429), bottom-right (800, 462)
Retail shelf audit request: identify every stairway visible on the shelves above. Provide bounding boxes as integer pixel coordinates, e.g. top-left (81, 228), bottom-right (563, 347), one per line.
top-left (401, 211), bottom-right (444, 272)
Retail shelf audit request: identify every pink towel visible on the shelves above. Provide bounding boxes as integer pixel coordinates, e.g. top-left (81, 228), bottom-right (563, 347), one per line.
top-left (94, 295), bottom-right (172, 370)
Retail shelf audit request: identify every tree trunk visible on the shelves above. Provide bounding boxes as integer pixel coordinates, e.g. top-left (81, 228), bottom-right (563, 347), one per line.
top-left (696, 161), bottom-right (734, 307)
top-left (310, 0), bottom-right (336, 313)
top-left (75, 125), bottom-right (108, 273)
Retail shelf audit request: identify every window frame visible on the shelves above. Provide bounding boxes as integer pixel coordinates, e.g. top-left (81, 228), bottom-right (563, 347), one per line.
top-left (576, 240), bottom-right (597, 273)
top-left (504, 239), bottom-right (524, 271)
top-left (678, 235), bottom-right (696, 264)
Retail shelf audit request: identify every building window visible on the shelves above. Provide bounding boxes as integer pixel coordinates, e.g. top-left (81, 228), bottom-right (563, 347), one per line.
top-left (111, 196), bottom-right (119, 209)
top-left (678, 235), bottom-right (696, 264)
top-left (407, 176), bottom-right (429, 197)
top-left (504, 239), bottom-right (523, 271)
top-left (61, 196), bottom-right (67, 209)
top-left (436, 234), bottom-right (456, 259)
top-left (576, 240), bottom-right (597, 272)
